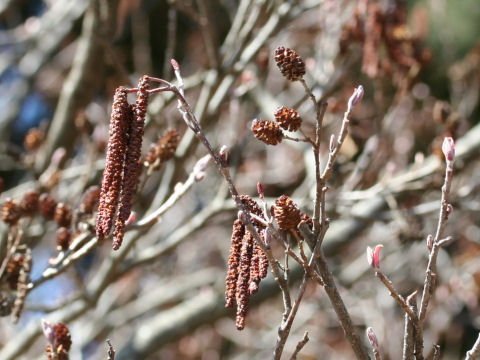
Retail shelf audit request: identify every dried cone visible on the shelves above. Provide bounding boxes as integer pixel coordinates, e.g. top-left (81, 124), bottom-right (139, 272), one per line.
top-left (225, 219), bottom-right (245, 308)
top-left (274, 46), bottom-right (306, 81)
top-left (24, 128), bottom-right (44, 151)
top-left (274, 195), bottom-right (301, 230)
top-left (44, 322), bottom-right (72, 360)
top-left (236, 231), bottom-right (254, 330)
top-left (274, 106), bottom-right (302, 132)
top-left (54, 203), bottom-right (72, 228)
top-left (113, 76), bottom-right (150, 250)
top-left (145, 128), bottom-right (180, 170)
top-left (39, 194), bottom-right (57, 220)
top-left (96, 87), bottom-right (131, 240)
top-left (251, 119), bottom-right (283, 145)
top-left (56, 227), bottom-right (71, 251)
top-left (1, 199), bottom-right (22, 226)
top-left (20, 190), bottom-right (39, 216)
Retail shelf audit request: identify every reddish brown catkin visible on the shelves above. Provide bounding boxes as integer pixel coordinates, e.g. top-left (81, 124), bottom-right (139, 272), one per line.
top-left (225, 219), bottom-right (245, 308)
top-left (235, 231), bottom-right (254, 330)
top-left (96, 87), bottom-right (130, 240)
top-left (113, 76), bottom-right (150, 250)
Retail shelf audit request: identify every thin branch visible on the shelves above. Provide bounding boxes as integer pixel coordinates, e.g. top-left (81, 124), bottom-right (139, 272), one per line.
top-left (289, 332), bottom-right (309, 360)
top-left (374, 271), bottom-right (418, 322)
top-left (466, 333), bottom-right (480, 360)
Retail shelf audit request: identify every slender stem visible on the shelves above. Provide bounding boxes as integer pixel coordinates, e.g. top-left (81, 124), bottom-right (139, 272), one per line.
top-left (289, 332), bottom-right (309, 360)
top-left (375, 271), bottom-right (418, 322)
top-left (466, 333), bottom-right (480, 360)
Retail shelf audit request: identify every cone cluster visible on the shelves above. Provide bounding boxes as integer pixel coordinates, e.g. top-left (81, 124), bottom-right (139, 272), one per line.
top-left (225, 196), bottom-right (269, 330)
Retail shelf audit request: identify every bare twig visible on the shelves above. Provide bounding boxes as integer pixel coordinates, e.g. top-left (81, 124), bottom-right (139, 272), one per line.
top-left (374, 271), bottom-right (418, 322)
top-left (403, 292), bottom-right (417, 360)
top-left (106, 339), bottom-right (115, 360)
top-left (289, 331), bottom-right (309, 360)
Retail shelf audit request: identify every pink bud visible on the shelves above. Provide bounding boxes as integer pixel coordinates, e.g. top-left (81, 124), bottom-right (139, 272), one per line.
top-left (194, 171), bottom-right (206, 182)
top-left (446, 204), bottom-right (453, 216)
top-left (170, 59), bottom-right (180, 71)
top-left (257, 182), bottom-right (264, 200)
top-left (367, 244), bottom-right (383, 269)
top-left (366, 327), bottom-right (379, 350)
top-left (426, 234), bottom-right (433, 251)
top-left (442, 137), bottom-right (455, 162)
top-left (41, 319), bottom-right (55, 345)
top-left (329, 134), bottom-right (336, 152)
top-left (125, 211), bottom-right (136, 226)
top-left (218, 145), bottom-right (229, 165)
top-left (194, 154), bottom-right (211, 172)
top-left (348, 85), bottom-right (364, 111)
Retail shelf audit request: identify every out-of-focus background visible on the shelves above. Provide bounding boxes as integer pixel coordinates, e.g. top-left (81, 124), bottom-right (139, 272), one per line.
top-left (0, 0), bottom-right (480, 359)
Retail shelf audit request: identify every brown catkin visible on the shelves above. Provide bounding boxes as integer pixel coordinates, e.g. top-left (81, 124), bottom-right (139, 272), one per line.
top-left (258, 244), bottom-right (268, 279)
top-left (238, 194), bottom-right (265, 229)
top-left (5, 253), bottom-right (25, 290)
top-left (248, 245), bottom-right (260, 295)
top-left (274, 106), bottom-right (302, 132)
top-left (20, 190), bottom-right (39, 216)
top-left (1, 198), bottom-right (22, 225)
top-left (145, 128), bottom-right (180, 170)
top-left (96, 87), bottom-right (130, 240)
top-left (12, 248), bottom-right (32, 323)
top-left (54, 203), bottom-right (72, 228)
top-left (39, 194), bottom-right (57, 220)
top-left (225, 219), bottom-right (245, 308)
top-left (251, 119), bottom-right (283, 145)
top-left (113, 76), bottom-right (150, 250)
top-left (235, 231), bottom-right (254, 330)
top-left (274, 195), bottom-right (301, 230)
top-left (274, 46), bottom-right (306, 81)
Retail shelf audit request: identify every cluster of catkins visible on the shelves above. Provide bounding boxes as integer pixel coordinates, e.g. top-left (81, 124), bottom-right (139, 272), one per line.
top-left (42, 320), bottom-right (72, 360)
top-left (251, 47), bottom-right (306, 146)
top-left (225, 195), bottom-right (269, 330)
top-left (225, 193), bottom-right (307, 330)
top-left (95, 76), bottom-right (150, 250)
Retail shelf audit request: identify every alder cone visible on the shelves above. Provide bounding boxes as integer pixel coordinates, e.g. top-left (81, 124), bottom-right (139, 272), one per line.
top-left (54, 203), bottom-right (72, 228)
top-left (39, 193), bottom-right (57, 220)
top-left (251, 119), bottom-right (283, 145)
top-left (274, 195), bottom-right (301, 230)
top-left (1, 198), bottom-right (22, 225)
top-left (274, 46), bottom-right (306, 81)
top-left (274, 106), bottom-right (302, 132)
top-left (20, 190), bottom-right (39, 216)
